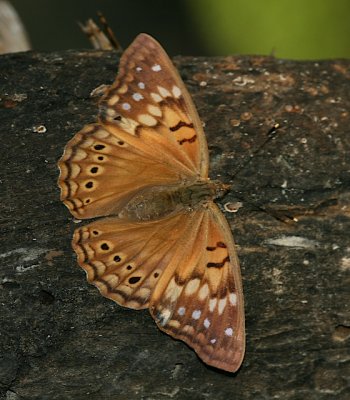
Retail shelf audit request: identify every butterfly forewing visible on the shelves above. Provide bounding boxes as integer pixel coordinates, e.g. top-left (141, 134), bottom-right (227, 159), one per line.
top-left (58, 33), bottom-right (245, 372)
top-left (99, 33), bottom-right (209, 178)
top-left (58, 123), bottom-right (194, 219)
top-left (58, 34), bottom-right (209, 219)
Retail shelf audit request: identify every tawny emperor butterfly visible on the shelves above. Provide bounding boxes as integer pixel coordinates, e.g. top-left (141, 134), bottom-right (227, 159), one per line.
top-left (58, 34), bottom-right (245, 372)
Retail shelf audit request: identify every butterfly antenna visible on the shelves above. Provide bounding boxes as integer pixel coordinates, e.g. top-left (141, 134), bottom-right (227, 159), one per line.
top-left (224, 123), bottom-right (296, 223)
top-left (230, 123), bottom-right (280, 180)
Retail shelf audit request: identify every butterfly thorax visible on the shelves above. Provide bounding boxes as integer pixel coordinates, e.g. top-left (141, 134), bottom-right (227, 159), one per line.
top-left (119, 180), bottom-right (228, 222)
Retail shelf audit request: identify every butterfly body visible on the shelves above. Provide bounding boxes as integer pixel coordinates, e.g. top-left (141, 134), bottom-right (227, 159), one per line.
top-left (58, 33), bottom-right (245, 372)
top-left (119, 179), bottom-right (226, 221)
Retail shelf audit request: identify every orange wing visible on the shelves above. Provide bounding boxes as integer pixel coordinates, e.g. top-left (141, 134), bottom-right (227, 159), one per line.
top-left (149, 203), bottom-right (245, 372)
top-left (99, 33), bottom-right (209, 178)
top-left (58, 34), bottom-right (209, 219)
top-left (58, 34), bottom-right (245, 372)
top-left (58, 123), bottom-right (195, 219)
top-left (72, 203), bottom-right (245, 372)
top-left (71, 211), bottom-right (194, 309)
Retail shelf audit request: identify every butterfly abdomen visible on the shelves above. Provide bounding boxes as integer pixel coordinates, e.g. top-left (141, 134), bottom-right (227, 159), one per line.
top-left (118, 187), bottom-right (176, 221)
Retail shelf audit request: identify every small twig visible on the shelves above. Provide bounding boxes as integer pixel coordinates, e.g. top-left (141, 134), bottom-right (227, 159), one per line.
top-left (79, 12), bottom-right (122, 51)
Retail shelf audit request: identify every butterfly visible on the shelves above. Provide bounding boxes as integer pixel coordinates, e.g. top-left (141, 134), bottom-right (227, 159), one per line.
top-left (58, 33), bottom-right (245, 372)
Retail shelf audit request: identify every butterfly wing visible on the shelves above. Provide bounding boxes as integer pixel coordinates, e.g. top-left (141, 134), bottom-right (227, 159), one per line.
top-left (99, 33), bottom-right (209, 178)
top-left (72, 203), bottom-right (244, 372)
top-left (59, 33), bottom-right (245, 372)
top-left (58, 33), bottom-right (209, 219)
top-left (71, 211), bottom-right (198, 309)
top-left (58, 123), bottom-right (196, 219)
top-left (149, 203), bottom-right (245, 372)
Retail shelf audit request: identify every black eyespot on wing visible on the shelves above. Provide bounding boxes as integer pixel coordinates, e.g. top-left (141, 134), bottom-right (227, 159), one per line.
top-left (128, 276), bottom-right (141, 284)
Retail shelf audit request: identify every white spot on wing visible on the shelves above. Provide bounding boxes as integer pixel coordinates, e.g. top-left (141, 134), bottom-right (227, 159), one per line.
top-left (122, 102), bottom-right (131, 111)
top-left (136, 66), bottom-right (142, 72)
top-left (148, 105), bottom-right (162, 117)
top-left (218, 298), bottom-right (227, 315)
top-left (185, 278), bottom-right (200, 295)
top-left (178, 307), bottom-right (186, 316)
top-left (118, 116), bottom-right (138, 135)
top-left (132, 93), bottom-right (144, 101)
top-left (183, 325), bottom-right (195, 335)
top-left (158, 86), bottom-right (171, 98)
top-left (169, 320), bottom-right (180, 329)
top-left (225, 327), bottom-right (233, 336)
top-left (198, 283), bottom-right (209, 300)
top-left (138, 114), bottom-right (157, 126)
top-left (229, 293), bottom-right (237, 306)
top-left (151, 92), bottom-right (163, 103)
top-left (108, 95), bottom-right (119, 106)
top-left (204, 318), bottom-right (210, 328)
top-left (165, 277), bottom-right (182, 302)
top-left (138, 82), bottom-right (145, 89)
top-left (172, 85), bottom-right (181, 98)
top-left (103, 273), bottom-right (119, 287)
top-left (136, 287), bottom-right (151, 299)
top-left (152, 64), bottom-right (162, 72)
top-left (158, 309), bottom-right (172, 326)
top-left (106, 108), bottom-right (118, 118)
top-left (192, 310), bottom-right (201, 320)
top-left (94, 129), bottom-right (109, 139)
top-left (210, 338), bottom-right (216, 344)
top-left (118, 84), bottom-right (128, 94)
top-left (209, 298), bottom-right (217, 312)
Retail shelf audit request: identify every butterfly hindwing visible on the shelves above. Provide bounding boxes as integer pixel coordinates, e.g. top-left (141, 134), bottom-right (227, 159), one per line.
top-left (72, 211), bottom-right (198, 309)
top-left (149, 203), bottom-right (245, 372)
top-left (72, 203), bottom-right (244, 372)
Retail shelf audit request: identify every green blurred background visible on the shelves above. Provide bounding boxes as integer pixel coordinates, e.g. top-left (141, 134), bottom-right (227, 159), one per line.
top-left (10, 0), bottom-right (350, 59)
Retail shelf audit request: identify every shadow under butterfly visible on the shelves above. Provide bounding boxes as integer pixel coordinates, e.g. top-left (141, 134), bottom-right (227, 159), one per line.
top-left (58, 33), bottom-right (245, 373)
